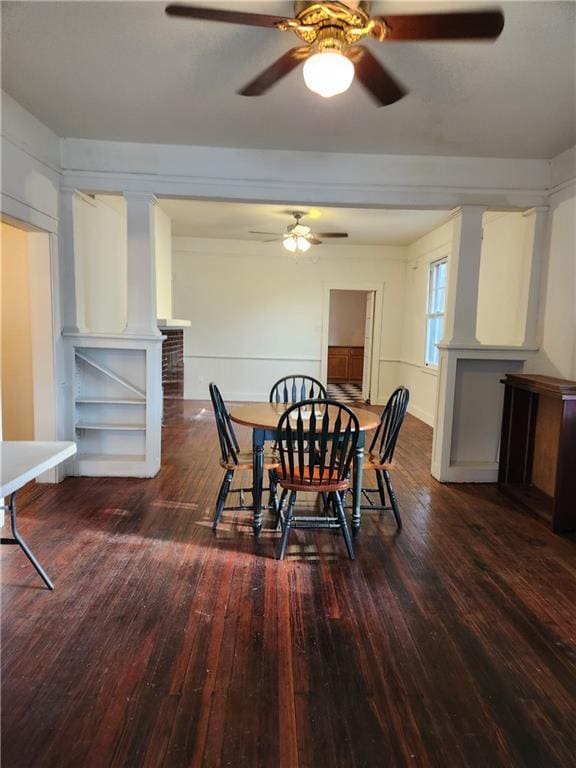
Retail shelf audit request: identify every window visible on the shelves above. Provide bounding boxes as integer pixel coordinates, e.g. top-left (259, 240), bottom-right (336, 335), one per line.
top-left (425, 258), bottom-right (447, 366)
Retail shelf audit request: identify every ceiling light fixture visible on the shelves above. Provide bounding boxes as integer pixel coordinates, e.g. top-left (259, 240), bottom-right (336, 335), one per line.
top-left (283, 233), bottom-right (312, 253)
top-left (303, 50), bottom-right (355, 98)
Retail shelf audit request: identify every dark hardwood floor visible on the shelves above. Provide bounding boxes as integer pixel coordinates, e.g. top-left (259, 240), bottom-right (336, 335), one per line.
top-left (2, 401), bottom-right (575, 768)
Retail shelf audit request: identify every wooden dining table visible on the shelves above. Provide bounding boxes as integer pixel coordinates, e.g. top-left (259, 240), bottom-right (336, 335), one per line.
top-left (229, 402), bottom-right (380, 536)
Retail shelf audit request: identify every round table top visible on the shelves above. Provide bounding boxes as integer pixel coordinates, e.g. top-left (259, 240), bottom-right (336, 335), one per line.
top-left (229, 402), bottom-right (380, 431)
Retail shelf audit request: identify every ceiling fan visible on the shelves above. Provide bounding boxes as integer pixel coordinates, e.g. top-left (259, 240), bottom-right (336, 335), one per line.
top-left (249, 211), bottom-right (348, 252)
top-left (165, 1), bottom-right (504, 105)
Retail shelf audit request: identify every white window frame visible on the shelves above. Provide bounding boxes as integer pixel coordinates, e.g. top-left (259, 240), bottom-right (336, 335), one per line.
top-left (425, 257), bottom-right (448, 368)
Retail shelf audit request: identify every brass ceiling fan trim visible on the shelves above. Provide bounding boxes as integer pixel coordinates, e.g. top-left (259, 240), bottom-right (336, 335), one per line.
top-left (278, 1), bottom-right (378, 46)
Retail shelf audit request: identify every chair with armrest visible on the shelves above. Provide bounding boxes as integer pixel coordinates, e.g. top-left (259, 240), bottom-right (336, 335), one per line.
top-left (209, 382), bottom-right (279, 531)
top-left (273, 399), bottom-right (358, 561)
top-left (347, 386), bottom-right (409, 529)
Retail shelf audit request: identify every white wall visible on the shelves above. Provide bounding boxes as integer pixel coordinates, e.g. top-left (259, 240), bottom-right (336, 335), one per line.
top-left (74, 194), bottom-right (127, 334)
top-left (400, 219), bottom-right (454, 425)
top-left (525, 186), bottom-right (576, 380)
top-left (172, 238), bottom-right (406, 402)
top-left (328, 290), bottom-right (367, 346)
top-left (154, 205), bottom-right (172, 319)
top-left (476, 212), bottom-right (532, 345)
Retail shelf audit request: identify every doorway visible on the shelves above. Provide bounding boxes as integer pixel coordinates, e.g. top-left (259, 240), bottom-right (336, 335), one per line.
top-left (325, 289), bottom-right (376, 403)
top-left (1, 219), bottom-right (59, 479)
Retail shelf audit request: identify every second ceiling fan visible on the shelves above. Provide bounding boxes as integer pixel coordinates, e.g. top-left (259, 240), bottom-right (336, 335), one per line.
top-left (165, 1), bottom-right (504, 106)
top-left (250, 211), bottom-right (348, 253)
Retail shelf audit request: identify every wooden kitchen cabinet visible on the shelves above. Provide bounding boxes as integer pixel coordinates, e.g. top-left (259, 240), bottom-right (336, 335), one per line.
top-left (327, 346), bottom-right (364, 383)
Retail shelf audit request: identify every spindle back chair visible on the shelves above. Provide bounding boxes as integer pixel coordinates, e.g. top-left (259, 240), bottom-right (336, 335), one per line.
top-left (274, 399), bottom-right (358, 560)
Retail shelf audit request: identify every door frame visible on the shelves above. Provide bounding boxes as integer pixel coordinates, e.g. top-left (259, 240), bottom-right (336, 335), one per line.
top-left (320, 281), bottom-right (384, 402)
top-left (1, 215), bottom-right (61, 481)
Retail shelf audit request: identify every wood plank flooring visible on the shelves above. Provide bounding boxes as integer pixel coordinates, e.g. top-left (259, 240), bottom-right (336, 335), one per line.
top-left (2, 400), bottom-right (576, 768)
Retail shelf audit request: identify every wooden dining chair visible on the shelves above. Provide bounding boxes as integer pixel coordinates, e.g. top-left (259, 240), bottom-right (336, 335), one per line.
top-left (273, 399), bottom-right (359, 560)
top-left (347, 386), bottom-right (409, 529)
top-left (269, 375), bottom-right (327, 404)
top-left (209, 383), bottom-right (279, 530)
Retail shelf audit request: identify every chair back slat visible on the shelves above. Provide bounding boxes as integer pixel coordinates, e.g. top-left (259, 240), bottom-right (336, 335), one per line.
top-left (369, 386), bottom-right (410, 464)
top-left (270, 375), bottom-right (327, 404)
top-left (209, 382), bottom-right (240, 465)
top-left (277, 400), bottom-right (359, 487)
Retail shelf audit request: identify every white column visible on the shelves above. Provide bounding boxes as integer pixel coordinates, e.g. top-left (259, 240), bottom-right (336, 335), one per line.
top-left (442, 206), bottom-right (486, 347)
top-left (124, 192), bottom-right (161, 336)
top-left (521, 207), bottom-right (549, 347)
top-left (59, 188), bottom-right (88, 333)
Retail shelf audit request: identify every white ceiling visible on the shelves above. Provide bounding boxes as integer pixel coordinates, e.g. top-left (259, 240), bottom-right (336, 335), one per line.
top-left (2, 1), bottom-right (575, 158)
top-left (156, 198), bottom-right (451, 244)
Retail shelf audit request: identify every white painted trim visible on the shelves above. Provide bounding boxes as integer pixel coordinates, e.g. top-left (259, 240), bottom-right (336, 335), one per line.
top-left (63, 331), bottom-right (164, 344)
top-left (1, 193), bottom-right (58, 234)
top-left (0, 128), bottom-right (61, 175)
top-left (407, 404), bottom-right (435, 427)
top-left (379, 357), bottom-right (439, 376)
top-left (62, 169), bottom-right (550, 210)
top-left (28, 232), bottom-right (60, 482)
top-left (436, 463), bottom-right (499, 483)
top-left (320, 281), bottom-right (383, 401)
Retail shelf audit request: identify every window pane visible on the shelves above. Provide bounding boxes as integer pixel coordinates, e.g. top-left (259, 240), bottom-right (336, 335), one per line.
top-left (425, 316), bottom-right (444, 366)
top-left (433, 285), bottom-right (445, 313)
top-left (436, 261), bottom-right (447, 289)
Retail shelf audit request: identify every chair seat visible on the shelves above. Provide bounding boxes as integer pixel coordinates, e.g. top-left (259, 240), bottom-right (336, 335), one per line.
top-left (363, 455), bottom-right (395, 471)
top-left (275, 466), bottom-right (350, 493)
top-left (220, 449), bottom-right (279, 471)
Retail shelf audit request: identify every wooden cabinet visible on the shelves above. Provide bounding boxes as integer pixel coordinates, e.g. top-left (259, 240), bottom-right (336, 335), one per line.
top-left (327, 346), bottom-right (364, 383)
top-left (499, 373), bottom-right (576, 533)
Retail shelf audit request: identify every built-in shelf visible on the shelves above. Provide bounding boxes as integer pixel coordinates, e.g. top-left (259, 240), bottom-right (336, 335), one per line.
top-left (75, 350), bottom-right (146, 399)
top-left (69, 340), bottom-right (161, 478)
top-left (76, 422), bottom-right (146, 431)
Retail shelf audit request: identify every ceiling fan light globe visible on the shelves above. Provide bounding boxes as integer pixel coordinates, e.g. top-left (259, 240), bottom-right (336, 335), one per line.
top-left (303, 52), bottom-right (355, 98)
top-left (283, 236), bottom-right (298, 252)
top-left (297, 236), bottom-right (312, 252)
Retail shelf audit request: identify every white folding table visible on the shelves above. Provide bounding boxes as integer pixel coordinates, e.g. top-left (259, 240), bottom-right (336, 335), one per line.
top-left (1, 441), bottom-right (77, 590)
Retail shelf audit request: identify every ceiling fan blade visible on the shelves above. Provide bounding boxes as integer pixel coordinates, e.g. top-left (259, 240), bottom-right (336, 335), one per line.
top-left (238, 47), bottom-right (311, 96)
top-left (249, 230), bottom-right (280, 235)
top-left (308, 238), bottom-right (323, 245)
top-left (165, 4), bottom-right (290, 28)
top-left (378, 11), bottom-right (505, 41)
top-left (346, 47), bottom-right (406, 106)
top-left (315, 232), bottom-right (348, 238)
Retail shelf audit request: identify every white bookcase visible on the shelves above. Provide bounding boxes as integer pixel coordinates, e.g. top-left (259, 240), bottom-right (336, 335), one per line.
top-left (64, 334), bottom-right (163, 477)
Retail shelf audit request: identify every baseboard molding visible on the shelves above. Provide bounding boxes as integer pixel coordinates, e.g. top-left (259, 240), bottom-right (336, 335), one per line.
top-left (407, 403), bottom-right (434, 427)
top-left (432, 462), bottom-right (499, 483)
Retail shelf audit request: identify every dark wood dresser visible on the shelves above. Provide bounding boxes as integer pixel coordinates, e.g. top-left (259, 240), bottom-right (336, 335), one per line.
top-left (499, 373), bottom-right (576, 532)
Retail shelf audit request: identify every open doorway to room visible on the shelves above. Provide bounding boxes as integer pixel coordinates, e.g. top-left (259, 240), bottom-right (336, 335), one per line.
top-left (1, 219), bottom-right (58, 478)
top-left (326, 289), bottom-right (375, 403)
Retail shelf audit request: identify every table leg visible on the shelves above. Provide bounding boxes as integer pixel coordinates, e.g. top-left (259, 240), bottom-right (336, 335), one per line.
top-left (1, 492), bottom-right (54, 590)
top-left (252, 428), bottom-right (265, 536)
top-left (352, 434), bottom-right (365, 536)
